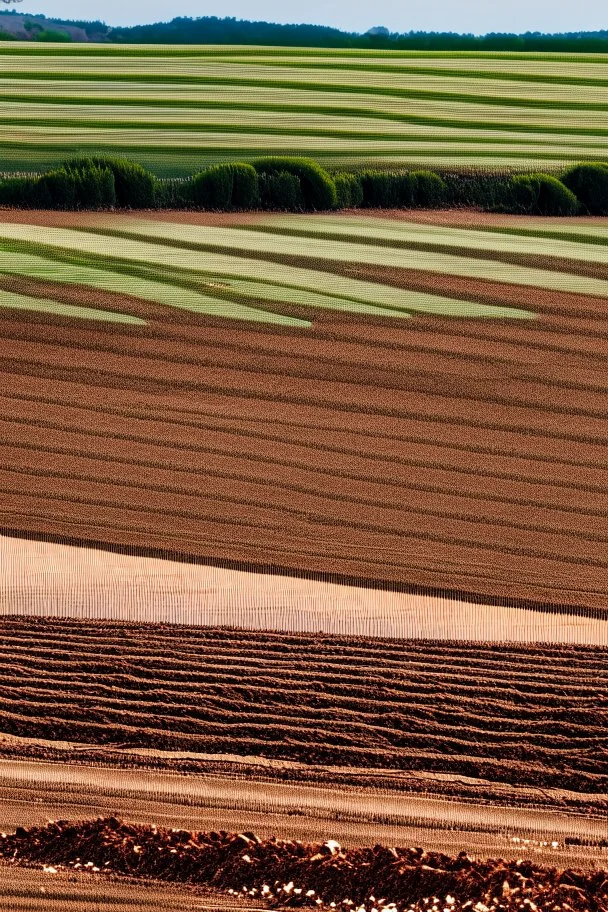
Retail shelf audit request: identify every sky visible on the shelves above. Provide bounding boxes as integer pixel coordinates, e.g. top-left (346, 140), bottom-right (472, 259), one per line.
top-left (12, 0), bottom-right (608, 34)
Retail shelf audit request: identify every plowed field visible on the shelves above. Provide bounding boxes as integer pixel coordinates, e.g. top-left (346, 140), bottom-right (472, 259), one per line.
top-left (2, 617), bottom-right (607, 800)
top-left (0, 210), bottom-right (607, 612)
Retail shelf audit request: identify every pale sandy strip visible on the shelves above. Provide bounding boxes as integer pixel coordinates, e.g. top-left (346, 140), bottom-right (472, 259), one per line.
top-left (0, 862), bottom-right (251, 911)
top-left (0, 759), bottom-right (605, 863)
top-left (0, 536), bottom-right (606, 645)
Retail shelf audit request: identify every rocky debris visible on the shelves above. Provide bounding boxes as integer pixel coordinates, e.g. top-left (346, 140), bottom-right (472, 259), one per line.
top-left (0, 819), bottom-right (606, 912)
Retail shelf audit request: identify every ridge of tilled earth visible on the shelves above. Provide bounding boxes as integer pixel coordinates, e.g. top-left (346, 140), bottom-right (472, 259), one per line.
top-left (1, 618), bottom-right (607, 797)
top-left (1, 818), bottom-right (606, 912)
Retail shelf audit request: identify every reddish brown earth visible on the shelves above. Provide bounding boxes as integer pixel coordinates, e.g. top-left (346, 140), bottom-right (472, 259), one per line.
top-left (2, 617), bottom-right (607, 800)
top-left (1, 211), bottom-right (607, 611)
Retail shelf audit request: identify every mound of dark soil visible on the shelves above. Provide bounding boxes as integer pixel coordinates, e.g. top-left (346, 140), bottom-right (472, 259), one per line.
top-left (1, 819), bottom-right (606, 912)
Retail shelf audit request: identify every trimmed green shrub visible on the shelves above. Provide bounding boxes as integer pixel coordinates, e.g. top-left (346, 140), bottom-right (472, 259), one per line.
top-left (65, 156), bottom-right (155, 208)
top-left (0, 175), bottom-right (39, 207)
top-left (258, 171), bottom-right (304, 210)
top-left (37, 167), bottom-right (77, 209)
top-left (359, 170), bottom-right (418, 208)
top-left (229, 162), bottom-right (259, 209)
top-left (411, 170), bottom-right (448, 208)
top-left (252, 157), bottom-right (337, 210)
top-left (190, 164), bottom-right (233, 210)
top-left (360, 171), bottom-right (400, 208)
top-left (333, 172), bottom-right (363, 209)
top-left (508, 173), bottom-right (579, 216)
top-left (396, 172), bottom-right (418, 208)
top-left (561, 162), bottom-right (608, 215)
top-left (0, 161), bottom-right (115, 210)
top-left (75, 163), bottom-right (116, 209)
top-left (63, 158), bottom-right (116, 209)
top-left (440, 170), bottom-right (513, 211)
top-left (104, 157), bottom-right (155, 208)
top-left (186, 163), bottom-right (259, 210)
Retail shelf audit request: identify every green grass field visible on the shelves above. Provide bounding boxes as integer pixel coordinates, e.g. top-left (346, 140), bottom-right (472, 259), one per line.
top-left (0, 43), bottom-right (607, 176)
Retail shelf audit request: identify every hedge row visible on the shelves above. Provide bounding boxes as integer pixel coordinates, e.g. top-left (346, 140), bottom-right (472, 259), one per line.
top-left (0, 156), bottom-right (607, 216)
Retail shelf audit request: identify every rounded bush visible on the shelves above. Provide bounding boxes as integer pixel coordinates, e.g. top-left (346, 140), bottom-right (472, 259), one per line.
top-left (64, 160), bottom-right (116, 209)
top-left (509, 173), bottom-right (579, 216)
top-left (252, 157), bottom-right (337, 210)
top-left (360, 170), bottom-right (440, 209)
top-left (441, 171), bottom-right (513, 211)
top-left (411, 170), bottom-right (448, 208)
top-left (0, 175), bottom-right (42, 208)
top-left (191, 164), bottom-right (233, 210)
top-left (396, 172), bottom-right (418, 208)
top-left (37, 167), bottom-right (77, 209)
top-left (360, 170), bottom-right (401, 208)
top-left (561, 162), bottom-right (608, 215)
top-left (258, 171), bottom-right (304, 211)
top-left (229, 163), bottom-right (260, 209)
top-left (65, 156), bottom-right (155, 208)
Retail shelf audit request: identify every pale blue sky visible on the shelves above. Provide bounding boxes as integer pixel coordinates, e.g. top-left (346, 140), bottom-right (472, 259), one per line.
top-left (15, 0), bottom-right (608, 34)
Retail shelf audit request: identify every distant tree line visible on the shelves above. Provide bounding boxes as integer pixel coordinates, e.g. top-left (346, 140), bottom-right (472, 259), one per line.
top-left (108, 19), bottom-right (608, 52)
top-left (4, 12), bottom-right (608, 51)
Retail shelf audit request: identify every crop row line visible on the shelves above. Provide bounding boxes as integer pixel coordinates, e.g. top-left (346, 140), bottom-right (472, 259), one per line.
top-left (4, 377), bottom-right (607, 479)
top-left (2, 460), bottom-right (607, 568)
top-left (6, 681), bottom-right (605, 737)
top-left (4, 696), bottom-right (602, 764)
top-left (0, 699), bottom-right (608, 772)
top-left (4, 701), bottom-right (604, 762)
top-left (3, 328), bottom-right (608, 438)
top-left (3, 300), bottom-right (606, 372)
top-left (4, 92), bottom-right (608, 138)
top-left (5, 652), bottom-right (606, 697)
top-left (5, 645), bottom-right (605, 680)
top-left (3, 70), bottom-right (608, 112)
top-left (4, 432), bottom-right (607, 539)
top-left (5, 620), bottom-right (604, 663)
top-left (7, 648), bottom-right (606, 692)
top-left (4, 115), bottom-right (608, 150)
top-left (3, 291), bottom-right (607, 394)
top-left (10, 57), bottom-right (608, 87)
top-left (6, 354), bottom-right (608, 449)
top-left (3, 630), bottom-right (605, 672)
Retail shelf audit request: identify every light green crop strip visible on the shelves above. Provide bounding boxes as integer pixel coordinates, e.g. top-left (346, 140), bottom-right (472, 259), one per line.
top-left (0, 224), bottom-right (532, 320)
top-left (0, 247), bottom-right (310, 327)
top-left (247, 215), bottom-right (608, 266)
top-left (0, 288), bottom-right (146, 324)
top-left (86, 217), bottom-right (604, 300)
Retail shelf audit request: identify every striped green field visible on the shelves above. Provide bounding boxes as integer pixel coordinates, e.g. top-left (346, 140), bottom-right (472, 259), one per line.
top-left (0, 220), bottom-right (534, 323)
top-left (1, 44), bottom-right (608, 175)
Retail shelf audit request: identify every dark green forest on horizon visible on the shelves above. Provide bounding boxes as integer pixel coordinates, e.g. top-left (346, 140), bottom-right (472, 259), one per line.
top-left (2, 10), bottom-right (608, 50)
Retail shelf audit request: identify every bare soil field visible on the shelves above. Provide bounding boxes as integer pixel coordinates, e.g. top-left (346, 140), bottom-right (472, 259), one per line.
top-left (0, 211), bottom-right (607, 611)
top-left (1, 617), bottom-right (606, 803)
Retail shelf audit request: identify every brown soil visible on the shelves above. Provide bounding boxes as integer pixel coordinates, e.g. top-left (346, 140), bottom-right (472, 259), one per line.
top-left (2, 818), bottom-right (607, 911)
top-left (1, 617), bottom-right (606, 798)
top-left (0, 211), bottom-right (607, 611)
